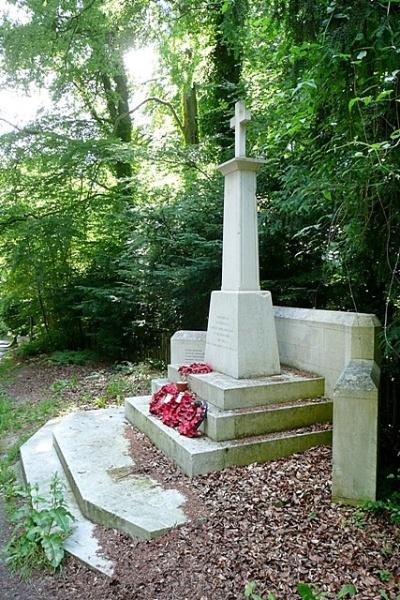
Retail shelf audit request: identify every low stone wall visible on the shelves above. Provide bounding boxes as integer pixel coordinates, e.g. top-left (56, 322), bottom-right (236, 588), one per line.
top-left (274, 307), bottom-right (380, 397)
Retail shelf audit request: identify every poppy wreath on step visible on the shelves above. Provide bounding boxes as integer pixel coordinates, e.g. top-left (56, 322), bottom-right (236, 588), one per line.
top-left (178, 362), bottom-right (213, 377)
top-left (149, 382), bottom-right (207, 438)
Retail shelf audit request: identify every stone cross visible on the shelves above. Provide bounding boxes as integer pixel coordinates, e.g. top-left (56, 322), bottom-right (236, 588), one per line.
top-left (229, 101), bottom-right (251, 157)
top-left (204, 100), bottom-right (280, 379)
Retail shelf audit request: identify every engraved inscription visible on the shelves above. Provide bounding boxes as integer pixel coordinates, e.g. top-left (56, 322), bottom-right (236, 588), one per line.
top-left (210, 314), bottom-right (234, 349)
top-left (183, 346), bottom-right (206, 363)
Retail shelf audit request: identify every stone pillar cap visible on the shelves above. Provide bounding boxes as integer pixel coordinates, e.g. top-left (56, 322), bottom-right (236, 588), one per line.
top-left (218, 157), bottom-right (265, 176)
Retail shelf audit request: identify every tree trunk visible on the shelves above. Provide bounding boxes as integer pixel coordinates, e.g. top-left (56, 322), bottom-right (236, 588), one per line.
top-left (183, 83), bottom-right (199, 145)
top-left (101, 62), bottom-right (133, 185)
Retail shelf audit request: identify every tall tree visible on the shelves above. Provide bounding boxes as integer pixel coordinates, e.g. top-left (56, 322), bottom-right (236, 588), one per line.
top-left (200, 0), bottom-right (248, 155)
top-left (0, 0), bottom-right (148, 189)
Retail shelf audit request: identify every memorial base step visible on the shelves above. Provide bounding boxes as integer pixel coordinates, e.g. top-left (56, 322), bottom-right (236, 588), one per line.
top-left (125, 396), bottom-right (332, 477)
top-left (20, 408), bottom-right (200, 575)
top-left (167, 365), bottom-right (325, 410)
top-left (152, 368), bottom-right (331, 442)
top-left (20, 418), bottom-right (115, 576)
top-left (204, 397), bottom-right (332, 441)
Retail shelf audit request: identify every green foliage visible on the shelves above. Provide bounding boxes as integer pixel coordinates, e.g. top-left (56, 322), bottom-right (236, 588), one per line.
top-left (0, 390), bottom-right (14, 432)
top-left (49, 376), bottom-right (78, 394)
top-left (14, 335), bottom-right (70, 359)
top-left (0, 0), bottom-right (399, 397)
top-left (4, 474), bottom-right (74, 576)
top-left (0, 389), bottom-right (61, 435)
top-left (0, 354), bottom-right (16, 382)
top-left (297, 583), bottom-right (326, 600)
top-left (337, 585), bottom-right (357, 599)
top-left (378, 570), bottom-right (392, 583)
top-left (244, 582), bottom-right (357, 599)
top-left (244, 581), bottom-right (268, 600)
top-left (104, 375), bottom-right (130, 404)
top-left (360, 460), bottom-right (400, 524)
top-left (362, 491), bottom-right (400, 525)
top-left (48, 350), bottom-right (99, 366)
top-left (351, 508), bottom-right (367, 529)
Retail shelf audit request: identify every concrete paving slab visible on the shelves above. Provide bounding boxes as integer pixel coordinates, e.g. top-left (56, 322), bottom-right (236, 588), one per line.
top-left (167, 365), bottom-right (325, 409)
top-left (126, 396), bottom-right (332, 477)
top-left (20, 420), bottom-right (114, 576)
top-left (53, 409), bottom-right (189, 540)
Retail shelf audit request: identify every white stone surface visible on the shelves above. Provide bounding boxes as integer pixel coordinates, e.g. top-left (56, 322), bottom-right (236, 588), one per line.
top-left (332, 359), bottom-right (379, 503)
top-left (53, 409), bottom-right (189, 539)
top-left (170, 330), bottom-right (206, 365)
top-left (203, 101), bottom-right (280, 379)
top-left (219, 158), bottom-right (264, 292)
top-left (20, 419), bottom-right (114, 576)
top-left (273, 306), bottom-right (380, 396)
top-left (205, 290), bottom-right (280, 379)
top-left (167, 364), bottom-right (324, 410)
top-left (171, 307), bottom-right (380, 396)
top-left (230, 100), bottom-right (251, 157)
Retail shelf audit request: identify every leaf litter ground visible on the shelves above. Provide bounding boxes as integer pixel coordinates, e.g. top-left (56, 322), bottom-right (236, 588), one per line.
top-left (50, 439), bottom-right (399, 600)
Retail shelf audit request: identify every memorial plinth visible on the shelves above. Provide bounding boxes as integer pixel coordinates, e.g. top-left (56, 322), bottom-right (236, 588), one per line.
top-left (204, 103), bottom-right (280, 378)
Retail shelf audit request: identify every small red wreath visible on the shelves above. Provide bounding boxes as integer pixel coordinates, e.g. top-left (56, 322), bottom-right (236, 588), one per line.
top-left (149, 383), bottom-right (207, 438)
top-left (178, 362), bottom-right (213, 377)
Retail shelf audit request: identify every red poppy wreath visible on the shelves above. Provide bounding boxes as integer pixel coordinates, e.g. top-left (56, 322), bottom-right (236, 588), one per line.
top-left (149, 363), bottom-right (212, 437)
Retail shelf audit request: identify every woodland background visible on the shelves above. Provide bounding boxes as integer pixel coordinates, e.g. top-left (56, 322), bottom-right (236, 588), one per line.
top-left (0, 0), bottom-right (399, 458)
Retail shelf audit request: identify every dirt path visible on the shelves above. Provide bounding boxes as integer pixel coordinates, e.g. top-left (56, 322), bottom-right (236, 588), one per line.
top-left (0, 340), bottom-right (10, 360)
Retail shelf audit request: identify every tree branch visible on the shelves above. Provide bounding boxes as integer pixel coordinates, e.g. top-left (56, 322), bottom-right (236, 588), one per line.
top-left (127, 97), bottom-right (185, 134)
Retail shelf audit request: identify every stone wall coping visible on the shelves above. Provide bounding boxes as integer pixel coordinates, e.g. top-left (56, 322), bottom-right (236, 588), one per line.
top-left (171, 330), bottom-right (207, 340)
top-left (274, 306), bottom-right (381, 328)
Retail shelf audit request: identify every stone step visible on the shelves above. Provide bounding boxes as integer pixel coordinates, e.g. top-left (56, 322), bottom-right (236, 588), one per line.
top-left (150, 378), bottom-right (331, 441)
top-left (52, 408), bottom-right (190, 540)
top-left (20, 419), bottom-right (115, 576)
top-left (151, 377), bottom-right (169, 393)
top-left (125, 396), bottom-right (332, 477)
top-left (205, 397), bottom-right (332, 441)
top-left (167, 365), bottom-right (325, 410)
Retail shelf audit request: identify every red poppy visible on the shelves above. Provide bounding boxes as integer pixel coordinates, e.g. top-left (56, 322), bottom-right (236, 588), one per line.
top-left (149, 383), bottom-right (207, 438)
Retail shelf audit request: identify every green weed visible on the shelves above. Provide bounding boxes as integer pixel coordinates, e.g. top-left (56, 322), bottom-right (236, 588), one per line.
top-left (0, 355), bottom-right (17, 382)
top-left (244, 582), bottom-right (357, 600)
top-left (360, 462), bottom-right (400, 525)
top-left (0, 394), bottom-right (61, 434)
top-left (4, 473), bottom-right (74, 576)
top-left (49, 376), bottom-right (78, 394)
top-left (378, 570), bottom-right (392, 583)
top-left (104, 375), bottom-right (131, 404)
top-left (244, 581), bottom-right (272, 600)
top-left (94, 396), bottom-right (107, 409)
top-left (351, 508), bottom-right (366, 529)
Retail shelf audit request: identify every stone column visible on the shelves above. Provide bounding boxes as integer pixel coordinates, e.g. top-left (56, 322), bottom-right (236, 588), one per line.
top-left (204, 102), bottom-right (280, 379)
top-left (220, 158), bottom-right (264, 292)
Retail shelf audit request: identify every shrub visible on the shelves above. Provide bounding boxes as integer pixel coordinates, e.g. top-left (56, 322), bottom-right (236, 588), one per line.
top-left (48, 349), bottom-right (99, 365)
